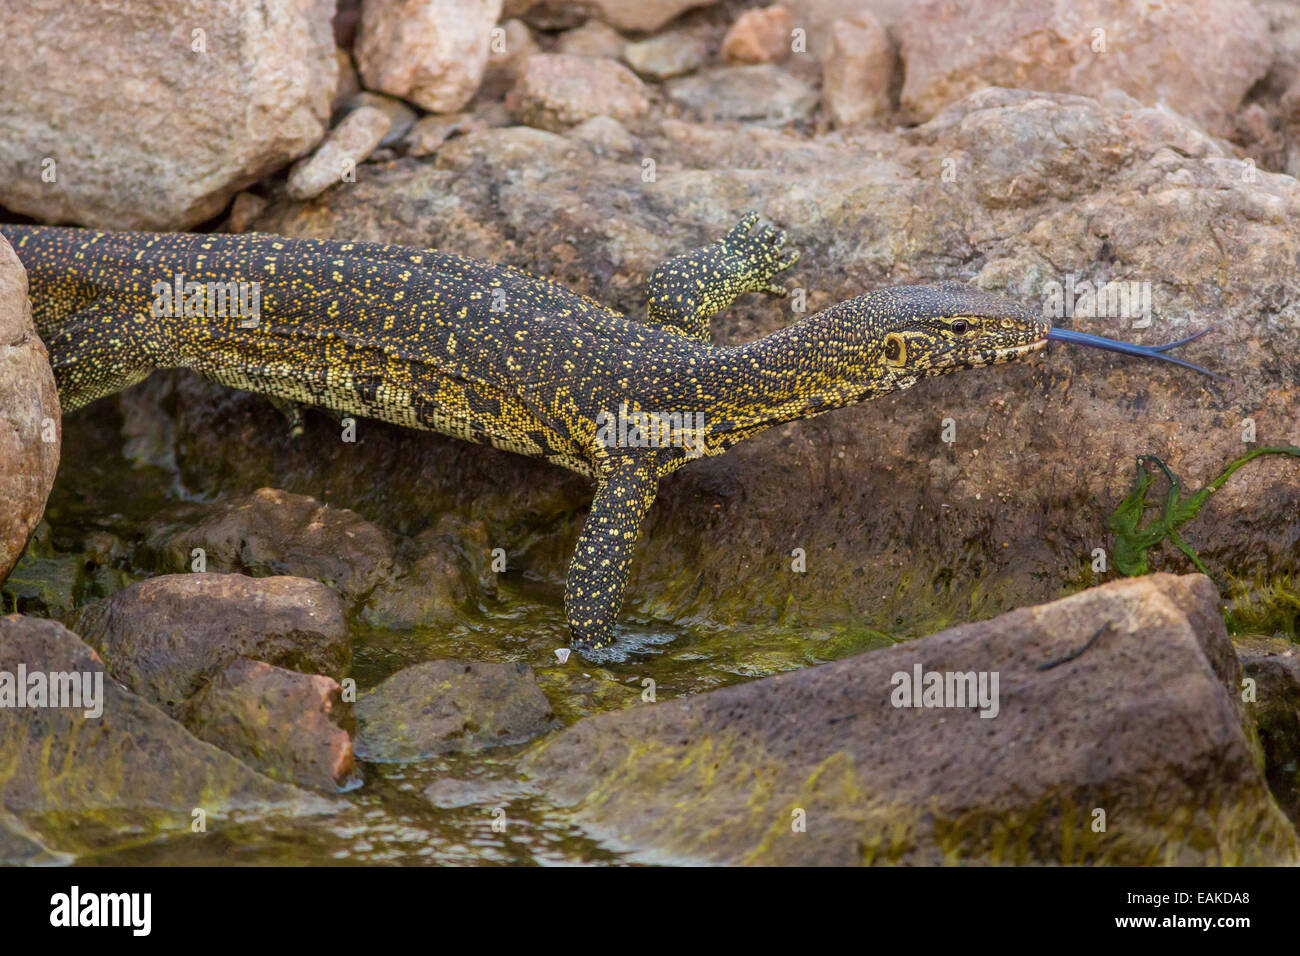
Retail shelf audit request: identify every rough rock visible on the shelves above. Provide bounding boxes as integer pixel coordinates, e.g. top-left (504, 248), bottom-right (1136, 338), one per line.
top-left (287, 106), bottom-right (393, 200)
top-left (567, 116), bottom-right (636, 154)
top-left (511, 54), bottom-right (650, 131)
top-left (355, 660), bottom-right (554, 761)
top-left (1236, 636), bottom-right (1300, 823)
top-left (128, 88), bottom-right (1300, 644)
top-left (354, 0), bottom-right (504, 113)
top-left (0, 236), bottom-right (59, 584)
top-left (779, 0), bottom-right (909, 57)
top-left (564, 0), bottom-right (716, 33)
top-left (362, 514), bottom-right (496, 629)
top-left (404, 114), bottom-right (480, 157)
top-left (0, 616), bottom-right (329, 824)
top-left (557, 20), bottom-right (627, 60)
top-left (179, 658), bottom-right (358, 793)
top-left (722, 5), bottom-right (793, 64)
top-left (73, 573), bottom-right (349, 715)
top-left (0, 0), bottom-right (337, 230)
top-left (145, 487), bottom-right (396, 605)
top-left (622, 32), bottom-right (709, 81)
top-left (822, 12), bottom-right (895, 126)
top-left (666, 65), bottom-right (816, 124)
top-left (525, 574), bottom-right (1298, 864)
top-left (226, 192), bottom-right (270, 234)
top-left (896, 0), bottom-right (1272, 135)
top-left (338, 92), bottom-right (418, 147)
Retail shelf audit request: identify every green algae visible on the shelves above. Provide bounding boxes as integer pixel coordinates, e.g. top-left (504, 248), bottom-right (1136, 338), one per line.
top-left (1108, 446), bottom-right (1300, 578)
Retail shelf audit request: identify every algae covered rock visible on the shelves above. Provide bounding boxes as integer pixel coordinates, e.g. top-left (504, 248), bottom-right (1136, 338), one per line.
top-left (524, 574), bottom-right (1298, 865)
top-left (0, 615), bottom-right (330, 827)
top-left (356, 660), bottom-right (554, 761)
top-left (179, 658), bottom-right (360, 794)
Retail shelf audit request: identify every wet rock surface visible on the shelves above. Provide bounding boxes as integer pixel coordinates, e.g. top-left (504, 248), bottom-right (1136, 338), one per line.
top-left (0, 0), bottom-right (337, 230)
top-left (180, 658), bottom-right (359, 794)
top-left (0, 615), bottom-right (329, 832)
top-left (1236, 636), bottom-right (1300, 823)
top-left (355, 660), bottom-right (554, 761)
top-left (144, 487), bottom-right (396, 606)
top-left (0, 236), bottom-right (59, 584)
top-left (73, 573), bottom-right (349, 715)
top-left (525, 574), bottom-right (1297, 864)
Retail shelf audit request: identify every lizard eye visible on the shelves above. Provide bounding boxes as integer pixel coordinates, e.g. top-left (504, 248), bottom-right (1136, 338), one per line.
top-left (950, 319), bottom-right (969, 335)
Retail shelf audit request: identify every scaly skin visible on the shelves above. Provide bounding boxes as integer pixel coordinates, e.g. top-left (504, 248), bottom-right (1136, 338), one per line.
top-left (1, 215), bottom-right (1049, 648)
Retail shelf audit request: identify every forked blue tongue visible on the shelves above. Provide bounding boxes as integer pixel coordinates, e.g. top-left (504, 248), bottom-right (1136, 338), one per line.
top-left (1046, 326), bottom-right (1219, 378)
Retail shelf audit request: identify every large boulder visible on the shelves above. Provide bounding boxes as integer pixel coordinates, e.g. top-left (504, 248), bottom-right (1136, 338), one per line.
top-left (524, 574), bottom-right (1298, 864)
top-left (0, 0), bottom-right (337, 229)
top-left (0, 235), bottom-right (59, 584)
top-left (896, 0), bottom-right (1271, 136)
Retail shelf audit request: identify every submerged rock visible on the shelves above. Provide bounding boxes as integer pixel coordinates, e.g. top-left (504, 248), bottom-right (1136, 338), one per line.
top-left (73, 573), bottom-right (349, 715)
top-left (0, 616), bottom-right (330, 826)
top-left (355, 660), bottom-right (554, 761)
top-left (524, 574), bottom-right (1297, 864)
top-left (0, 235), bottom-right (59, 585)
top-left (180, 658), bottom-right (359, 794)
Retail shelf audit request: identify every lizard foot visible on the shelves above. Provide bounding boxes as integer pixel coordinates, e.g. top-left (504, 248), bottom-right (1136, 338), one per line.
top-left (724, 211), bottom-right (801, 297)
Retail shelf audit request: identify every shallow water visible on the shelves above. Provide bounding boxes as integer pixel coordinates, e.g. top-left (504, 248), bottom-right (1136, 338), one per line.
top-left (11, 406), bottom-right (895, 865)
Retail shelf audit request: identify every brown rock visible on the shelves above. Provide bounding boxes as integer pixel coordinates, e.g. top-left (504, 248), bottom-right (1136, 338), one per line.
top-left (557, 20), bottom-right (626, 60)
top-left (355, 660), bottom-right (553, 761)
top-left (722, 5), bottom-right (793, 64)
top-left (404, 114), bottom-right (479, 158)
top-left (576, 0), bottom-right (716, 33)
top-left (512, 54), bottom-right (649, 131)
top-left (622, 32), bottom-right (708, 81)
top-left (287, 106), bottom-right (393, 200)
top-left (0, 616), bottom-right (329, 826)
top-left (896, 0), bottom-right (1271, 135)
top-left (73, 573), bottom-right (349, 715)
top-left (355, 0), bottom-right (504, 113)
top-left (666, 64), bottom-right (815, 124)
top-left (1237, 637), bottom-right (1300, 824)
top-left (525, 575), bottom-right (1298, 864)
top-left (0, 235), bottom-right (59, 584)
top-left (822, 12), bottom-right (895, 126)
top-left (0, 0), bottom-right (337, 230)
top-left (180, 658), bottom-right (358, 793)
top-left (146, 487), bottom-right (396, 605)
top-left (362, 514), bottom-right (495, 629)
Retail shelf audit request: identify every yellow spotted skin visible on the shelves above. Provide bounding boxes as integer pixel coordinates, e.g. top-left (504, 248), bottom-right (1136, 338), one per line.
top-left (1, 216), bottom-right (1049, 649)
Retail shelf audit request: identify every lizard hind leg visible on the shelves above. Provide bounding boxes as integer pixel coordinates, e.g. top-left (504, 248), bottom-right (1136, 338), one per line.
top-left (643, 211), bottom-right (801, 341)
top-left (564, 459), bottom-right (660, 650)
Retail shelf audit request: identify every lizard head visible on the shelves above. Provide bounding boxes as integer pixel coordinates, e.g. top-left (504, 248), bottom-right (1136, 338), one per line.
top-left (860, 281), bottom-right (1049, 387)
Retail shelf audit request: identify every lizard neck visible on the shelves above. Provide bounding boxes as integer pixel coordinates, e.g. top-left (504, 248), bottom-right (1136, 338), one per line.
top-left (701, 299), bottom-right (894, 446)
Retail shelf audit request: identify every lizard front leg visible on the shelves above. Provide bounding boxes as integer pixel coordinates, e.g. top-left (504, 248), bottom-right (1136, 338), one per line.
top-left (564, 457), bottom-right (660, 649)
top-left (644, 211), bottom-right (800, 341)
